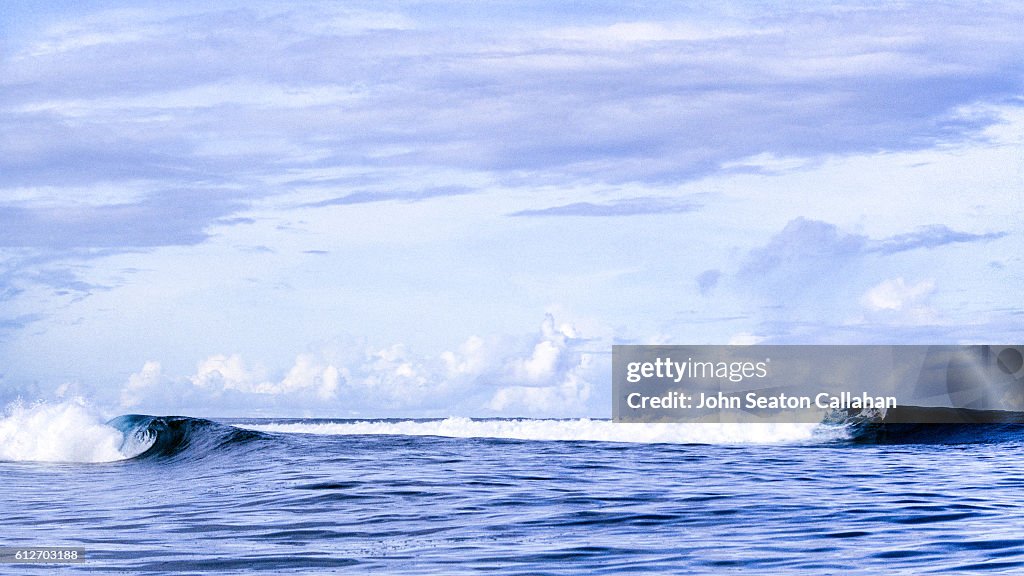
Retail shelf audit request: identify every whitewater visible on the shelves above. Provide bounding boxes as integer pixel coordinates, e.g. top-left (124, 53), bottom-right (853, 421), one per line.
top-left (2, 399), bottom-right (1024, 574)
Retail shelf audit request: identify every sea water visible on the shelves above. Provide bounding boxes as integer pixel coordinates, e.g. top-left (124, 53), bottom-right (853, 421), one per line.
top-left (2, 400), bottom-right (1024, 574)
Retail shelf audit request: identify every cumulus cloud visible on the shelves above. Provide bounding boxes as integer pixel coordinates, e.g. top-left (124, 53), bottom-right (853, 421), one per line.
top-left (861, 277), bottom-right (936, 312)
top-left (190, 353), bottom-right (340, 399)
top-left (354, 344), bottom-right (436, 407)
top-left (706, 216), bottom-right (1012, 340)
top-left (121, 360), bottom-right (162, 408)
top-left (487, 360), bottom-right (593, 414)
top-left (440, 335), bottom-right (492, 377)
top-left (112, 314), bottom-right (602, 416)
top-left (341, 314), bottom-right (597, 415)
top-left (487, 315), bottom-right (594, 415)
top-left (281, 355), bottom-right (340, 400)
top-left (738, 218), bottom-right (868, 280)
top-left (858, 277), bottom-right (938, 325)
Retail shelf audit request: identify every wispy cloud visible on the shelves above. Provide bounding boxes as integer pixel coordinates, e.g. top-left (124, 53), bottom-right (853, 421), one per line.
top-left (0, 192), bottom-right (244, 249)
top-left (301, 186), bottom-right (474, 208)
top-left (510, 197), bottom-right (700, 217)
top-left (3, 3), bottom-right (1022, 193)
top-left (874, 225), bottom-right (1007, 254)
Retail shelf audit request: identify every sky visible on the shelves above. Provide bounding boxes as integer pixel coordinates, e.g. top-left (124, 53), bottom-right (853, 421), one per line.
top-left (0, 1), bottom-right (1021, 417)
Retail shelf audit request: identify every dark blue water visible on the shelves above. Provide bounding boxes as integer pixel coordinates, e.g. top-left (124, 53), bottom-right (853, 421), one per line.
top-left (2, 412), bottom-right (1024, 575)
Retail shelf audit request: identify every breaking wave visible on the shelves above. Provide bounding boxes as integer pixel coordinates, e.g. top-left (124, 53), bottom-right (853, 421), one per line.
top-left (5, 400), bottom-right (1024, 465)
top-left (239, 417), bottom-right (838, 444)
top-left (0, 400), bottom-right (264, 464)
top-left (0, 399), bottom-right (131, 463)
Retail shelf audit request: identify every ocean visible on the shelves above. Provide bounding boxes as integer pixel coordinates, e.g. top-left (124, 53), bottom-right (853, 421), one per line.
top-left (2, 400), bottom-right (1024, 575)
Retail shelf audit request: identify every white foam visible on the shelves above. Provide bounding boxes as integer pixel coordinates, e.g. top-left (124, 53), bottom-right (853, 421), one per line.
top-left (240, 417), bottom-right (843, 444)
top-left (0, 399), bottom-right (128, 463)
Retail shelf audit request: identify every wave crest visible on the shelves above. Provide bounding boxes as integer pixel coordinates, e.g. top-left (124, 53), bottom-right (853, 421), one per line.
top-left (0, 399), bottom-right (133, 463)
top-left (239, 417), bottom-right (836, 444)
top-left (108, 414), bottom-right (264, 460)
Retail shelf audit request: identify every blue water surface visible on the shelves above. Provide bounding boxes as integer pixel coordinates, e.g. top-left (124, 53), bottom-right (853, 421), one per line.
top-left (2, 417), bottom-right (1024, 575)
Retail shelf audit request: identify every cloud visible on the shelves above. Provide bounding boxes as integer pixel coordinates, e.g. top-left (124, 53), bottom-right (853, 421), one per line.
top-left (281, 355), bottom-right (340, 400)
top-left (858, 277), bottom-right (938, 325)
top-left (874, 225), bottom-right (1007, 254)
top-left (486, 315), bottom-right (594, 414)
top-left (508, 315), bottom-right (577, 382)
top-left (737, 218), bottom-right (868, 290)
top-left (4, 3), bottom-right (1023, 414)
top-left (738, 218), bottom-right (1008, 281)
top-left (301, 186), bottom-right (474, 208)
top-left (354, 344), bottom-right (437, 407)
top-left (189, 353), bottom-right (339, 399)
top-left (121, 360), bottom-right (162, 408)
top-left (3, 3), bottom-right (1021, 196)
top-left (115, 314), bottom-right (601, 416)
top-left (487, 358), bottom-right (593, 414)
top-left (696, 269), bottom-right (721, 296)
top-left (0, 248), bottom-right (135, 334)
top-left (0, 192), bottom-right (244, 249)
top-left (339, 314), bottom-right (597, 414)
top-left (727, 332), bottom-right (765, 345)
top-left (711, 217), bottom-right (1011, 337)
top-left (860, 277), bottom-right (936, 312)
top-left (509, 197), bottom-right (700, 217)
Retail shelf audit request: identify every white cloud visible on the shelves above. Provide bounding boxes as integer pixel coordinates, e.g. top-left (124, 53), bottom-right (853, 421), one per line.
top-left (546, 21), bottom-right (764, 47)
top-left (514, 339), bottom-right (562, 382)
top-left (441, 335), bottom-right (489, 376)
top-left (110, 313), bottom-right (604, 416)
top-left (508, 314), bottom-right (577, 381)
top-left (861, 277), bottom-right (935, 312)
top-left (121, 361), bottom-right (162, 408)
top-left (488, 353), bottom-right (593, 415)
top-left (186, 353), bottom-right (340, 398)
top-left (721, 152), bottom-right (813, 173)
top-left (356, 344), bottom-right (435, 407)
top-left (854, 277), bottom-right (939, 327)
top-left (191, 354), bottom-right (260, 392)
top-left (728, 332), bottom-right (765, 345)
top-left (486, 315), bottom-right (596, 415)
top-left (281, 354), bottom-right (340, 400)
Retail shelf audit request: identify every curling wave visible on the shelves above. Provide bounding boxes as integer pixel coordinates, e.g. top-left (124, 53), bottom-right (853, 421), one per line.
top-left (0, 400), bottom-right (266, 463)
top-left (827, 405), bottom-right (1024, 445)
top-left (5, 401), bottom-right (1024, 465)
top-left (108, 414), bottom-right (266, 460)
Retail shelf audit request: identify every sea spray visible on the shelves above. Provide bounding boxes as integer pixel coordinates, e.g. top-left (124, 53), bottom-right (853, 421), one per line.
top-left (238, 417), bottom-right (839, 444)
top-left (0, 398), bottom-right (128, 463)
